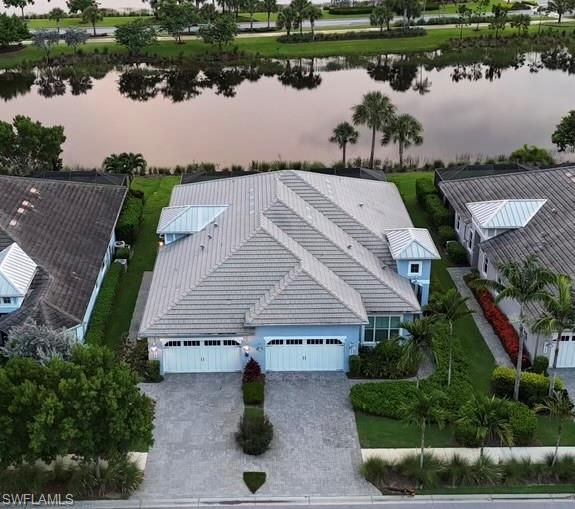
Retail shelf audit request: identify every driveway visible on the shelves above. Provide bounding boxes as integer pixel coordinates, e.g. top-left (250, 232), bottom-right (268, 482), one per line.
top-left (136, 372), bottom-right (375, 499)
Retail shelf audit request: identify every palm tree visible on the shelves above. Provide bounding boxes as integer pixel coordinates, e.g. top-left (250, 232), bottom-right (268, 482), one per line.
top-left (352, 91), bottom-right (396, 169)
top-left (329, 122), bottom-right (359, 168)
top-left (381, 113), bottom-right (423, 169)
top-left (399, 317), bottom-right (436, 388)
top-left (535, 391), bottom-right (574, 465)
top-left (412, 64), bottom-right (431, 95)
top-left (82, 4), bottom-right (103, 37)
top-left (277, 6), bottom-right (296, 36)
top-left (425, 288), bottom-right (473, 387)
top-left (474, 256), bottom-right (552, 401)
top-left (291, 0), bottom-right (311, 35)
top-left (262, 0), bottom-right (277, 29)
top-left (548, 0), bottom-right (570, 23)
top-left (49, 8), bottom-right (66, 34)
top-left (532, 274), bottom-right (575, 396)
top-left (456, 395), bottom-right (513, 458)
top-left (402, 390), bottom-right (445, 468)
top-left (103, 152), bottom-right (147, 175)
top-left (307, 5), bottom-right (323, 39)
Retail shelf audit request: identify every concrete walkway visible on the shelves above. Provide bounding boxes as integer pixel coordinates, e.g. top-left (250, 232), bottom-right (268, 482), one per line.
top-left (128, 271), bottom-right (153, 340)
top-left (448, 267), bottom-right (513, 368)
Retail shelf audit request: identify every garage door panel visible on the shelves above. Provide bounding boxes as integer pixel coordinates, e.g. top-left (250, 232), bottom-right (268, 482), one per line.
top-left (265, 338), bottom-right (344, 372)
top-left (162, 340), bottom-right (242, 373)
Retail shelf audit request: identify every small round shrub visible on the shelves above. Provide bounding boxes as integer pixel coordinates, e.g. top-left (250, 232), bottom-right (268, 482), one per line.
top-left (446, 241), bottom-right (469, 265)
top-left (506, 401), bottom-right (537, 446)
top-left (361, 457), bottom-right (390, 488)
top-left (236, 410), bottom-right (273, 456)
top-left (242, 358), bottom-right (263, 383)
top-left (531, 356), bottom-right (549, 375)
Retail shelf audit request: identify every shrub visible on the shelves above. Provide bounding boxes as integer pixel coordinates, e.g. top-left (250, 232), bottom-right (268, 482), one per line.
top-left (236, 408), bottom-right (273, 455)
top-left (277, 28), bottom-right (426, 43)
top-left (115, 246), bottom-right (131, 260)
top-left (469, 456), bottom-right (501, 485)
top-left (84, 263), bottom-right (124, 345)
top-left (146, 360), bottom-right (163, 383)
top-left (415, 177), bottom-right (437, 206)
top-left (446, 241), bottom-right (468, 265)
top-left (423, 194), bottom-right (451, 227)
top-left (243, 471), bottom-right (266, 493)
top-left (454, 421), bottom-right (481, 447)
top-left (349, 355), bottom-right (362, 377)
top-left (243, 358), bottom-right (263, 383)
top-left (358, 339), bottom-right (418, 379)
top-left (243, 381), bottom-right (265, 405)
top-left (441, 454), bottom-right (474, 487)
top-left (351, 381), bottom-right (418, 419)
top-left (396, 453), bottom-right (444, 488)
top-left (531, 356), bottom-right (549, 375)
top-left (361, 457), bottom-right (391, 487)
top-left (327, 6), bottom-right (373, 14)
top-left (492, 366), bottom-right (564, 406)
top-left (115, 195), bottom-right (144, 244)
top-left (438, 225), bottom-right (457, 247)
top-left (507, 401), bottom-right (537, 446)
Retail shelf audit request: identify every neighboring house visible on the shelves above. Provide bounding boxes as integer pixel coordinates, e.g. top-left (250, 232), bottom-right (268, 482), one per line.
top-left (440, 166), bottom-right (575, 367)
top-left (32, 170), bottom-right (130, 187)
top-left (434, 163), bottom-right (535, 186)
top-left (140, 170), bottom-right (439, 374)
top-left (0, 176), bottom-right (127, 342)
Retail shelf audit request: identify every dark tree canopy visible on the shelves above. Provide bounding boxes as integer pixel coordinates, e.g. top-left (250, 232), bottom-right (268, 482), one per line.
top-left (0, 13), bottom-right (29, 47)
top-left (115, 18), bottom-right (157, 54)
top-left (552, 111), bottom-right (575, 152)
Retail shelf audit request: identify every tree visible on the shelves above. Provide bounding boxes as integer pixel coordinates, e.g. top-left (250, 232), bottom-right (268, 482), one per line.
top-left (552, 111), bottom-right (575, 152)
top-left (455, 3), bottom-right (472, 39)
top-left (199, 14), bottom-right (238, 49)
top-left (352, 91), bottom-right (396, 169)
top-left (473, 0), bottom-right (489, 30)
top-left (0, 13), bottom-right (29, 48)
top-left (308, 5), bottom-right (323, 38)
top-left (535, 391), bottom-right (574, 465)
top-left (509, 14), bottom-right (530, 35)
top-left (32, 29), bottom-right (61, 60)
top-left (291, 0), bottom-right (311, 35)
top-left (532, 274), bottom-right (575, 396)
top-left (243, 0), bottom-right (259, 30)
top-left (509, 144), bottom-right (554, 166)
top-left (199, 2), bottom-right (218, 23)
top-left (381, 113), bottom-right (423, 169)
top-left (394, 0), bottom-right (422, 29)
top-left (548, 0), bottom-right (574, 23)
top-left (262, 0), bottom-right (277, 29)
top-left (329, 121), bottom-right (359, 167)
top-left (3, 0), bottom-right (34, 18)
top-left (399, 317), bottom-right (436, 388)
top-left (0, 115), bottom-right (66, 175)
top-left (103, 152), bottom-right (147, 175)
top-left (46, 8), bottom-right (66, 35)
top-left (158, 0), bottom-right (198, 43)
top-left (277, 5), bottom-right (296, 35)
top-left (115, 18), bottom-right (157, 54)
top-left (0, 346), bottom-right (154, 470)
top-left (425, 288), bottom-right (472, 387)
top-left (64, 26), bottom-right (89, 52)
top-left (402, 390), bottom-right (445, 468)
top-left (0, 319), bottom-right (75, 365)
top-left (67, 0), bottom-right (93, 14)
top-left (82, 3), bottom-right (103, 37)
top-left (536, 5), bottom-right (547, 33)
top-left (457, 395), bottom-right (513, 457)
top-left (489, 5), bottom-right (508, 38)
top-left (474, 256), bottom-right (552, 401)
top-left (370, 1), bottom-right (394, 32)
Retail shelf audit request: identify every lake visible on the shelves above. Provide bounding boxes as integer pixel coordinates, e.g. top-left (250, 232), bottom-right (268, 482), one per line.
top-left (0, 51), bottom-right (574, 168)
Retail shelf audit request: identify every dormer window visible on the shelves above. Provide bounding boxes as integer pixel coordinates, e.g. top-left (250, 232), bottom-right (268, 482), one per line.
top-left (408, 262), bottom-right (422, 276)
top-left (2, 297), bottom-right (11, 304)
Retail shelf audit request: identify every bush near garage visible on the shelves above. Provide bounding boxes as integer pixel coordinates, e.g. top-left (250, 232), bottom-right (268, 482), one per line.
top-left (349, 340), bottom-right (419, 379)
top-left (243, 358), bottom-right (264, 383)
top-left (491, 366), bottom-right (564, 407)
top-left (446, 241), bottom-right (469, 265)
top-left (236, 407), bottom-right (273, 455)
top-left (243, 381), bottom-right (265, 405)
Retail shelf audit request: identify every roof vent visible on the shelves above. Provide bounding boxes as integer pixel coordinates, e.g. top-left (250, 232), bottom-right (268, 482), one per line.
top-left (22, 200), bottom-right (30, 207)
top-left (29, 187), bottom-right (38, 194)
top-left (9, 219), bottom-right (17, 227)
top-left (213, 222), bottom-right (219, 227)
top-left (200, 244), bottom-right (205, 250)
top-left (16, 208), bottom-right (25, 214)
top-left (347, 244), bottom-right (352, 249)
top-left (359, 203), bottom-right (364, 208)
top-left (551, 208), bottom-right (558, 214)
top-left (207, 234), bottom-right (213, 240)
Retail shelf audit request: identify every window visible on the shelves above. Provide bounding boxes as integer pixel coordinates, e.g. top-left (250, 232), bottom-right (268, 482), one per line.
top-left (364, 315), bottom-right (402, 343)
top-left (223, 339), bottom-right (240, 346)
top-left (204, 340), bottom-right (221, 347)
top-left (456, 214), bottom-right (460, 231)
top-left (307, 339), bottom-right (324, 345)
top-left (183, 340), bottom-right (200, 347)
top-left (268, 339), bottom-right (284, 345)
top-left (466, 229), bottom-right (474, 249)
top-left (286, 339), bottom-right (303, 345)
top-left (408, 262), bottom-right (421, 276)
top-left (325, 339), bottom-right (343, 345)
top-left (165, 340), bottom-right (181, 347)
top-left (2, 297), bottom-right (11, 304)
top-left (483, 255), bottom-right (489, 275)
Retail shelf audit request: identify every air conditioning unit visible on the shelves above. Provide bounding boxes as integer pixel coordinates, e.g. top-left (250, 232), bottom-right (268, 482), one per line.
top-left (114, 241), bottom-right (126, 249)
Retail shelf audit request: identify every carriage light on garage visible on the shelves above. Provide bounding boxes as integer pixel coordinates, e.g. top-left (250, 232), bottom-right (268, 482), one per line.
top-left (149, 342), bottom-right (160, 359)
top-left (242, 344), bottom-right (250, 357)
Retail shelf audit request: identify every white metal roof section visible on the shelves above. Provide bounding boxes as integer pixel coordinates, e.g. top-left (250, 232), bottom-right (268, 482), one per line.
top-left (466, 199), bottom-right (546, 229)
top-left (157, 205), bottom-right (228, 235)
top-left (0, 242), bottom-right (37, 297)
top-left (386, 228), bottom-right (440, 260)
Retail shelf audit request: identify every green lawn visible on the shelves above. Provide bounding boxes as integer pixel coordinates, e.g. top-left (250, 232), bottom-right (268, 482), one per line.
top-left (422, 485), bottom-right (575, 494)
top-left (104, 176), bottom-right (179, 351)
top-left (27, 15), bottom-right (143, 29)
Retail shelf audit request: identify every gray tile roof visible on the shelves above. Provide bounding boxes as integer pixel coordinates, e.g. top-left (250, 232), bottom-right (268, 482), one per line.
top-left (0, 176), bottom-right (127, 334)
top-left (440, 166), bottom-right (575, 278)
top-left (140, 170), bottom-right (422, 338)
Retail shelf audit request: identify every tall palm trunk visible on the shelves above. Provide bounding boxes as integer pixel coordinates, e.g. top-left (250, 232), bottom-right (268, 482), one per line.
top-left (342, 143), bottom-right (347, 167)
top-left (549, 328), bottom-right (564, 396)
top-left (398, 141), bottom-right (404, 169)
top-left (447, 321), bottom-right (453, 387)
top-left (553, 423), bottom-right (563, 466)
top-left (513, 307), bottom-right (525, 401)
top-left (420, 421), bottom-right (426, 468)
top-left (267, 12), bottom-right (271, 28)
top-left (92, 22), bottom-right (97, 37)
top-left (369, 125), bottom-right (376, 169)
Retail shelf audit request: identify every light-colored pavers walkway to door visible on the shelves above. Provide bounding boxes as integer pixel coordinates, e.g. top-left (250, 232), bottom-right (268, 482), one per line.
top-left (448, 267), bottom-right (513, 368)
top-left (135, 372), bottom-right (375, 499)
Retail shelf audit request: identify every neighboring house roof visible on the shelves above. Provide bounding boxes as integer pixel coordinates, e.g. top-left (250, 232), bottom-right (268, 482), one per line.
top-left (386, 228), bottom-right (440, 260)
top-left (140, 170), bottom-right (422, 338)
top-left (435, 163), bottom-right (535, 183)
top-left (32, 170), bottom-right (130, 187)
top-left (0, 243), bottom-right (37, 297)
top-left (466, 199), bottom-right (547, 229)
top-left (157, 205), bottom-right (228, 235)
top-left (440, 166), bottom-right (575, 289)
top-left (0, 176), bottom-right (127, 334)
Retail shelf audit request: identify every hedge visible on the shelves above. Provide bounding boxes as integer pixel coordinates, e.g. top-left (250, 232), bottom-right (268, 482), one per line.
top-left (115, 194), bottom-right (144, 245)
top-left (236, 408), bottom-right (273, 456)
top-left (351, 340), bottom-right (418, 379)
top-left (84, 262), bottom-right (124, 345)
top-left (415, 177), bottom-right (437, 207)
top-left (438, 225), bottom-right (457, 247)
top-left (277, 28), bottom-right (426, 44)
top-left (492, 366), bottom-right (564, 407)
top-left (243, 381), bottom-right (265, 405)
top-left (327, 6), bottom-right (373, 14)
top-left (423, 194), bottom-right (451, 228)
top-left (446, 241), bottom-right (468, 265)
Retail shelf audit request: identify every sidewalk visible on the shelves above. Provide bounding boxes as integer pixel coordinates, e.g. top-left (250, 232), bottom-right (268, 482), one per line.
top-left (448, 267), bottom-right (512, 368)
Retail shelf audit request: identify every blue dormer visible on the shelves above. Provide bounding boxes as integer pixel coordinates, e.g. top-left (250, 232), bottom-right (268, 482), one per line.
top-left (386, 228), bottom-right (440, 306)
top-left (157, 205), bottom-right (229, 246)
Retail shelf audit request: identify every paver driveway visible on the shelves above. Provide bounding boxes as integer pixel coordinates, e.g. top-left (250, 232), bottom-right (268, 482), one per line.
top-left (136, 372), bottom-right (376, 499)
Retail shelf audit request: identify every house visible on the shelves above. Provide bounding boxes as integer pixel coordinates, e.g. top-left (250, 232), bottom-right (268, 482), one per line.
top-left (439, 166), bottom-right (575, 367)
top-left (434, 163), bottom-right (535, 187)
top-left (0, 176), bottom-right (127, 342)
top-left (32, 170), bottom-right (130, 187)
top-left (139, 170), bottom-right (439, 374)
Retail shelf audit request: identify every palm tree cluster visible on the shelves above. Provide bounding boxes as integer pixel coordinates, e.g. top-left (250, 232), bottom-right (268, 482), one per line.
top-left (277, 0), bottom-right (323, 38)
top-left (330, 91), bottom-right (424, 170)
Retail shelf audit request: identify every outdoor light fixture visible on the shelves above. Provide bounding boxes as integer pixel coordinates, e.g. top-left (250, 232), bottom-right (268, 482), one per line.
top-left (242, 345), bottom-right (250, 357)
top-left (149, 343), bottom-right (160, 359)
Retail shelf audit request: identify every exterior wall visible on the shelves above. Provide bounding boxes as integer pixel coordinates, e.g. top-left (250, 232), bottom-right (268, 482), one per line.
top-left (396, 260), bottom-right (432, 306)
top-left (0, 296), bottom-right (24, 315)
top-left (253, 324), bottom-right (362, 372)
top-left (164, 233), bottom-right (186, 245)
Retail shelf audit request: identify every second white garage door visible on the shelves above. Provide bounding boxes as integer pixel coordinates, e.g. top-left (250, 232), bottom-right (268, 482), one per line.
top-left (265, 337), bottom-right (345, 371)
top-left (162, 339), bottom-right (242, 373)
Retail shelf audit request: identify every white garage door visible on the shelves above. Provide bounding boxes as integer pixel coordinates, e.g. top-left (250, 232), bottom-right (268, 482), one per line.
top-left (265, 338), bottom-right (345, 372)
top-left (555, 333), bottom-right (575, 368)
top-left (162, 339), bottom-right (242, 373)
